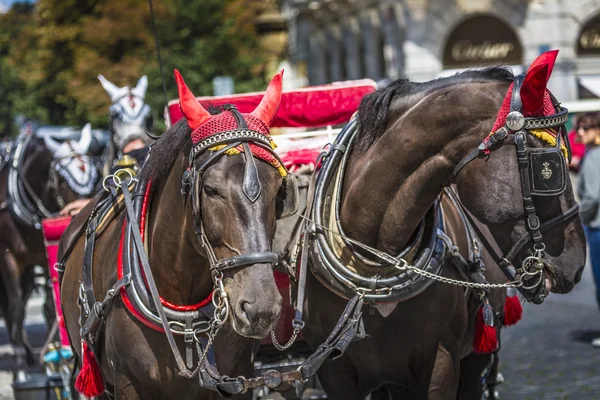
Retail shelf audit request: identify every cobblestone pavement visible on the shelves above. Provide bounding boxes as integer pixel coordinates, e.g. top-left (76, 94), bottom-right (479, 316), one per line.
top-left (0, 292), bottom-right (46, 400)
top-left (499, 253), bottom-right (600, 400)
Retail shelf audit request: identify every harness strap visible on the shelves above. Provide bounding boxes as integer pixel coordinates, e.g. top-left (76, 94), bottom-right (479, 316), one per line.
top-left (515, 132), bottom-right (543, 248)
top-left (17, 168), bottom-right (54, 219)
top-left (449, 127), bottom-right (509, 183)
top-left (120, 180), bottom-right (195, 378)
top-left (294, 151), bottom-right (326, 325)
top-left (81, 217), bottom-right (99, 316)
top-left (447, 190), bottom-right (579, 281)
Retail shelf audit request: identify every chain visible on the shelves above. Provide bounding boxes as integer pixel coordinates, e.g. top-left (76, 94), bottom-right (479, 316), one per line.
top-left (270, 327), bottom-right (301, 351)
top-left (197, 323), bottom-right (220, 370)
top-left (395, 263), bottom-right (523, 289)
top-left (295, 213), bottom-right (525, 291)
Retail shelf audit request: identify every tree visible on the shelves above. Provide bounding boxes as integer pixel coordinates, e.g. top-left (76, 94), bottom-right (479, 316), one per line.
top-left (0, 0), bottom-right (268, 134)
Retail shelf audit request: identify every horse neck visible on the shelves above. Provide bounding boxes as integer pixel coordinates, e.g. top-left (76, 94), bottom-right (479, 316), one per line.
top-left (146, 152), bottom-right (213, 305)
top-left (340, 83), bottom-right (506, 255)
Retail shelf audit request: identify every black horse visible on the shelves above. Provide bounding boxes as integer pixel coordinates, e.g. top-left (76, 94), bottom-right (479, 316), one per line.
top-left (300, 51), bottom-right (585, 399)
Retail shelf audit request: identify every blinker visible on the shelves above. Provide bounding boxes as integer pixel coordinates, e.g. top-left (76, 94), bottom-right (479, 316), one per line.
top-left (529, 149), bottom-right (566, 196)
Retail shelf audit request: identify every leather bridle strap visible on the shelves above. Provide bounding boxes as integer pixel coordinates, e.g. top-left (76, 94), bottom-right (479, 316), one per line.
top-left (515, 131), bottom-right (543, 249)
top-left (449, 127), bottom-right (509, 184)
top-left (16, 168), bottom-right (54, 218)
top-left (448, 190), bottom-right (579, 278)
top-left (501, 203), bottom-right (579, 264)
top-left (120, 179), bottom-right (196, 378)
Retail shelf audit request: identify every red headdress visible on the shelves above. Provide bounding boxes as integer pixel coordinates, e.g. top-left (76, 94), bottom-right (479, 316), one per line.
top-left (174, 69), bottom-right (286, 175)
top-left (489, 50), bottom-right (566, 156)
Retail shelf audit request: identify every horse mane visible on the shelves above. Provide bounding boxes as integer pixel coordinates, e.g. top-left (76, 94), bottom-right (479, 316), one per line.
top-left (354, 67), bottom-right (515, 154)
top-left (138, 119), bottom-right (192, 183)
top-left (138, 105), bottom-right (230, 183)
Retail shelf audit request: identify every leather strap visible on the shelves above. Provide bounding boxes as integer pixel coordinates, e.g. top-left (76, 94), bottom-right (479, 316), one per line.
top-left (213, 252), bottom-right (279, 272)
top-left (120, 180), bottom-right (195, 378)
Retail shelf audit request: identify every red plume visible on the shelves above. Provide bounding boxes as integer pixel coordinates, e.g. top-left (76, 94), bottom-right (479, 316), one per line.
top-left (521, 50), bottom-right (558, 114)
top-left (174, 69), bottom-right (211, 130)
top-left (251, 70), bottom-right (284, 125)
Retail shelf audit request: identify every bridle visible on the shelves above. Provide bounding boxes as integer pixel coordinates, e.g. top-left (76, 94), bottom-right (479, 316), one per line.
top-left (7, 135), bottom-right (92, 228)
top-left (181, 105), bottom-right (298, 278)
top-left (107, 91), bottom-right (153, 147)
top-left (449, 74), bottom-right (579, 304)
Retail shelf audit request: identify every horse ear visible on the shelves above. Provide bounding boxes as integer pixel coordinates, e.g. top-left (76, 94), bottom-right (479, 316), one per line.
top-left (521, 50), bottom-right (558, 113)
top-left (98, 74), bottom-right (121, 102)
top-left (73, 123), bottom-right (93, 155)
top-left (174, 69), bottom-right (211, 130)
top-left (132, 75), bottom-right (148, 99)
top-left (43, 134), bottom-right (62, 156)
top-left (251, 69), bottom-right (284, 125)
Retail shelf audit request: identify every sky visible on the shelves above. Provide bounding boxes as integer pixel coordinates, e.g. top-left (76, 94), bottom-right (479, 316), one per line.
top-left (0, 0), bottom-right (34, 13)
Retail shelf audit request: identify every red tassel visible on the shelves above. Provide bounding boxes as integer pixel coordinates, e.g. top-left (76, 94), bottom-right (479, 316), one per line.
top-left (75, 341), bottom-right (105, 397)
top-left (503, 295), bottom-right (523, 326)
top-left (474, 303), bottom-right (498, 354)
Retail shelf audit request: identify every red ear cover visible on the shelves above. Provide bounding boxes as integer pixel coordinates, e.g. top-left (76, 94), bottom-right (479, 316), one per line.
top-left (521, 50), bottom-right (558, 113)
top-left (251, 69), bottom-right (284, 125)
top-left (174, 69), bottom-right (211, 129)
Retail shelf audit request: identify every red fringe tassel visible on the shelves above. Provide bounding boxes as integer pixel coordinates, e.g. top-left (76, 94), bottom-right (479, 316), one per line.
top-left (503, 295), bottom-right (523, 326)
top-left (474, 306), bottom-right (498, 354)
top-left (75, 341), bottom-right (105, 397)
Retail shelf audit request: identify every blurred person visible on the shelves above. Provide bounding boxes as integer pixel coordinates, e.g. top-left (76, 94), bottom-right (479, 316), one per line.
top-left (575, 112), bottom-right (600, 347)
top-left (568, 128), bottom-right (586, 171)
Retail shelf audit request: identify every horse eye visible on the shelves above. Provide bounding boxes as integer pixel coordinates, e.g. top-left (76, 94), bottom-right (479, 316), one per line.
top-left (203, 186), bottom-right (220, 197)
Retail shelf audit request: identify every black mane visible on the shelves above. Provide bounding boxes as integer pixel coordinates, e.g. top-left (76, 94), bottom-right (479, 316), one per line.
top-left (354, 67), bottom-right (514, 154)
top-left (138, 119), bottom-right (192, 183)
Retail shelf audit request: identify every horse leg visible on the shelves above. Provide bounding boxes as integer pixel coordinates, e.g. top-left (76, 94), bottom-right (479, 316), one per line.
top-left (0, 250), bottom-right (33, 374)
top-left (483, 352), bottom-right (501, 400)
top-left (455, 352), bottom-right (491, 400)
top-left (313, 355), bottom-right (367, 400)
top-left (427, 343), bottom-right (461, 400)
top-left (113, 372), bottom-right (141, 400)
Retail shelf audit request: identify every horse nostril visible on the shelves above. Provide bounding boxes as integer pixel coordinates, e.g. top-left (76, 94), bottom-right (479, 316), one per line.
top-left (237, 300), bottom-right (252, 327)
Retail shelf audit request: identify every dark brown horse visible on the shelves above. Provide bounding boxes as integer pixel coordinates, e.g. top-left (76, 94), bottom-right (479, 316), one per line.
top-left (273, 171), bottom-right (509, 400)
top-left (302, 51), bottom-right (585, 399)
top-left (0, 129), bottom-right (98, 376)
top-left (60, 71), bottom-right (295, 399)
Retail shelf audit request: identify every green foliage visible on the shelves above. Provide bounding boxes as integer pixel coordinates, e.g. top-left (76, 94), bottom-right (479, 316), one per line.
top-left (0, 0), bottom-right (267, 136)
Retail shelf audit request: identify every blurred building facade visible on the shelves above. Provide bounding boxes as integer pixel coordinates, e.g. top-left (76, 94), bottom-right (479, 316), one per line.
top-left (283, 0), bottom-right (600, 101)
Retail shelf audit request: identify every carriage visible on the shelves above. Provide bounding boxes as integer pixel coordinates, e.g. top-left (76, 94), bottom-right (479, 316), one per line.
top-left (34, 79), bottom-right (377, 399)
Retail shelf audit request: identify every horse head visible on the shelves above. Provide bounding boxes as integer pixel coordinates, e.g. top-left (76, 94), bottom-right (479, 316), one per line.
top-left (98, 74), bottom-right (153, 151)
top-left (42, 123), bottom-right (99, 203)
top-left (170, 69), bottom-right (294, 338)
top-left (452, 51), bottom-right (586, 302)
